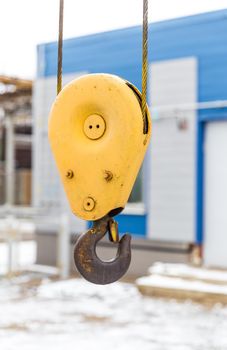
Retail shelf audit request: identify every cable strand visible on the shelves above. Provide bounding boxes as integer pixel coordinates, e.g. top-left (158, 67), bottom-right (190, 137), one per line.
top-left (141, 0), bottom-right (149, 134)
top-left (57, 0), bottom-right (64, 95)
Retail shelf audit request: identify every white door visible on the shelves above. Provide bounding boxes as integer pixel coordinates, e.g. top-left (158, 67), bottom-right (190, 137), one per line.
top-left (204, 121), bottom-right (227, 268)
top-left (147, 57), bottom-right (197, 242)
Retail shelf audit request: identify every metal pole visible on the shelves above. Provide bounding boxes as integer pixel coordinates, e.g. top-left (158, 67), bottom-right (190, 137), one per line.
top-left (5, 117), bottom-right (15, 206)
top-left (58, 212), bottom-right (70, 278)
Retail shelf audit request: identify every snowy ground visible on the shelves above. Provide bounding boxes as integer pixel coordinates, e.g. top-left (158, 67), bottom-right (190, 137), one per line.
top-left (1, 276), bottom-right (227, 350)
top-left (0, 241), bottom-right (227, 349)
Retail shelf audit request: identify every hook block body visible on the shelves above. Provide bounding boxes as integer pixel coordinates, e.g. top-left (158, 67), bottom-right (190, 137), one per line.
top-left (48, 74), bottom-right (151, 221)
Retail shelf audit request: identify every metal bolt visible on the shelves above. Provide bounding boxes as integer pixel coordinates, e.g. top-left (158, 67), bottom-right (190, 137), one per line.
top-left (66, 169), bottom-right (74, 179)
top-left (83, 197), bottom-right (95, 211)
top-left (104, 170), bottom-right (113, 182)
top-left (83, 114), bottom-right (106, 140)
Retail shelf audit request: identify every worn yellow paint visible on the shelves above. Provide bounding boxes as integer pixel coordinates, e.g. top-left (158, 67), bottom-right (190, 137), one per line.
top-left (109, 220), bottom-right (119, 243)
top-left (48, 74), bottom-right (151, 221)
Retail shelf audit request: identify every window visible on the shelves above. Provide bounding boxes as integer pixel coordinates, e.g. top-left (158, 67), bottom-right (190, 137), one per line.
top-left (128, 168), bottom-right (143, 203)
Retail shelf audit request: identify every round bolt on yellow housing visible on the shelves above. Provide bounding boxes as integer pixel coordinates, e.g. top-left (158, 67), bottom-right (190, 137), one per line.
top-left (48, 74), bottom-right (151, 221)
top-left (83, 114), bottom-right (106, 140)
top-left (83, 197), bottom-right (96, 212)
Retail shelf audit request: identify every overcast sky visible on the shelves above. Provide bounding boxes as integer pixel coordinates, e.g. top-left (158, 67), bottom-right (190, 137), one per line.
top-left (0, 0), bottom-right (227, 79)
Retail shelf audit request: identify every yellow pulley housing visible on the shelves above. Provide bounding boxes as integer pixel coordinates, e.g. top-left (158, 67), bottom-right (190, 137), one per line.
top-left (48, 74), bottom-right (151, 221)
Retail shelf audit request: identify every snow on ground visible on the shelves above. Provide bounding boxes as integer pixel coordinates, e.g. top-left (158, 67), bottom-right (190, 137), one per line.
top-left (137, 274), bottom-right (227, 294)
top-left (149, 262), bottom-right (227, 283)
top-left (1, 277), bottom-right (227, 350)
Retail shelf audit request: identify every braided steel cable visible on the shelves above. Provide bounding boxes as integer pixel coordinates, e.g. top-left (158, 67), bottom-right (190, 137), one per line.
top-left (56, 0), bottom-right (149, 133)
top-left (141, 0), bottom-right (149, 134)
top-left (57, 0), bottom-right (64, 95)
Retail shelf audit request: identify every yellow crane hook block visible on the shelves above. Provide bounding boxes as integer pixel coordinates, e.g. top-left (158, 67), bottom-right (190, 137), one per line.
top-left (48, 74), bottom-right (151, 221)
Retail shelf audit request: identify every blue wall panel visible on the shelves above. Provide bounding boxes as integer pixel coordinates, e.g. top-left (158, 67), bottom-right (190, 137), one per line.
top-left (39, 9), bottom-right (227, 108)
top-left (115, 214), bottom-right (146, 237)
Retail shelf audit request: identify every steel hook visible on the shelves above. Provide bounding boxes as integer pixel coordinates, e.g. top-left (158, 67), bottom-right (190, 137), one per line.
top-left (74, 216), bottom-right (131, 285)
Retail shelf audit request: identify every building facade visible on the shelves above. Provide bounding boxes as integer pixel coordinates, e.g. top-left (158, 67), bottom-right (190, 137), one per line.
top-left (33, 10), bottom-right (227, 269)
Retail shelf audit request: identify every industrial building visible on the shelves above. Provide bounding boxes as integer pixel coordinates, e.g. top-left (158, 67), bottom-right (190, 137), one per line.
top-left (0, 76), bottom-right (32, 207)
top-left (33, 9), bottom-right (227, 273)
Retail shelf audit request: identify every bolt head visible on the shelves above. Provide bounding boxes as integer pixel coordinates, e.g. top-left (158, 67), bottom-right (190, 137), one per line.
top-left (66, 170), bottom-right (74, 179)
top-left (83, 197), bottom-right (95, 211)
top-left (104, 170), bottom-right (113, 182)
top-left (83, 114), bottom-right (106, 140)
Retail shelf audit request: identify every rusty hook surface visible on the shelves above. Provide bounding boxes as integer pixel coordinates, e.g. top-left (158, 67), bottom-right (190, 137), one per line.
top-left (74, 216), bottom-right (131, 285)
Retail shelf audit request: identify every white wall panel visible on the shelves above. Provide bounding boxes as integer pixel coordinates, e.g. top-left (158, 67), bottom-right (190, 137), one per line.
top-left (147, 57), bottom-right (197, 242)
top-left (204, 122), bottom-right (227, 267)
